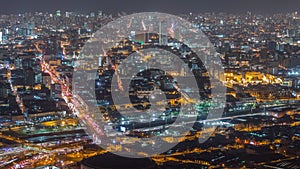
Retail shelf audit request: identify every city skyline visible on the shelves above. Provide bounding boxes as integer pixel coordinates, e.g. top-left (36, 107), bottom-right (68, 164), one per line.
top-left (1, 2), bottom-right (300, 169)
top-left (0, 0), bottom-right (300, 15)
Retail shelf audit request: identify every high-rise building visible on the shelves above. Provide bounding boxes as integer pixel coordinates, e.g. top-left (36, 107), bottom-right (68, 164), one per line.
top-left (24, 108), bottom-right (29, 121)
top-left (56, 10), bottom-right (61, 17)
top-left (26, 22), bottom-right (35, 36)
top-left (90, 12), bottom-right (95, 17)
top-left (99, 55), bottom-right (103, 67)
top-left (35, 73), bottom-right (42, 84)
top-left (65, 11), bottom-right (70, 18)
top-left (0, 32), bottom-right (2, 44)
top-left (42, 73), bottom-right (51, 89)
top-left (51, 83), bottom-right (62, 99)
top-left (98, 10), bottom-right (103, 17)
top-left (159, 21), bottom-right (168, 46)
top-left (24, 68), bottom-right (35, 86)
top-left (0, 82), bottom-right (10, 98)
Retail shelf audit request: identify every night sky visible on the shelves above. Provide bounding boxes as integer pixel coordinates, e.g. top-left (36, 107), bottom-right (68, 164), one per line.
top-left (0, 0), bottom-right (299, 14)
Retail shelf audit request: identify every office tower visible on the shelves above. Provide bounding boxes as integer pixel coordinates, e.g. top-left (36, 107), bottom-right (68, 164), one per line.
top-left (56, 10), bottom-right (61, 17)
top-left (65, 11), bottom-right (70, 18)
top-left (159, 21), bottom-right (168, 46)
top-left (99, 55), bottom-right (103, 67)
top-left (0, 32), bottom-right (2, 44)
top-left (98, 10), bottom-right (103, 17)
top-left (24, 68), bottom-right (35, 86)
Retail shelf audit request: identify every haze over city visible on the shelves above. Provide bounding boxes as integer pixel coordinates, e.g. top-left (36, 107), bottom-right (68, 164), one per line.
top-left (1, 0), bottom-right (300, 14)
top-left (0, 1), bottom-right (300, 169)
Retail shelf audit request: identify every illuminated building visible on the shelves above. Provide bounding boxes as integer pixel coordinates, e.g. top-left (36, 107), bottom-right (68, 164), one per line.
top-left (0, 31), bottom-right (2, 44)
top-left (56, 10), bottom-right (61, 17)
top-left (245, 72), bottom-right (264, 84)
top-left (159, 21), bottom-right (168, 46)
